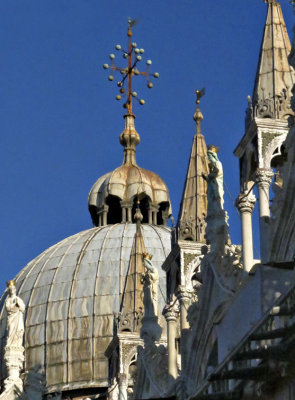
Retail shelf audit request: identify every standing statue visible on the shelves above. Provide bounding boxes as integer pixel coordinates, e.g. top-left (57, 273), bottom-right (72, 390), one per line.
top-left (143, 253), bottom-right (159, 317)
top-left (5, 280), bottom-right (25, 348)
top-left (202, 146), bottom-right (229, 255)
top-left (3, 280), bottom-right (25, 391)
top-left (207, 145), bottom-right (224, 209)
top-left (206, 145), bottom-right (224, 209)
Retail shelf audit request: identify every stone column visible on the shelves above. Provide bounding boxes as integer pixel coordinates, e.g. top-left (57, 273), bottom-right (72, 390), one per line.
top-left (150, 204), bottom-right (159, 225)
top-left (98, 213), bottom-right (102, 227)
top-left (127, 204), bottom-right (133, 223)
top-left (102, 205), bottom-right (109, 226)
top-left (118, 373), bottom-right (128, 400)
top-left (163, 304), bottom-right (179, 379)
top-left (255, 168), bottom-right (273, 263)
top-left (177, 286), bottom-right (191, 331)
top-left (236, 193), bottom-right (256, 272)
top-left (121, 207), bottom-right (127, 223)
top-left (98, 205), bottom-right (109, 226)
top-left (120, 201), bottom-right (132, 223)
top-left (177, 286), bottom-right (192, 373)
top-left (148, 208), bottom-right (153, 224)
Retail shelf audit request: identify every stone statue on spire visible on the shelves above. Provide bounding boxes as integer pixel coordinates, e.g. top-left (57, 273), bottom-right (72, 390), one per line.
top-left (206, 145), bottom-right (224, 210)
top-left (143, 253), bottom-right (159, 317)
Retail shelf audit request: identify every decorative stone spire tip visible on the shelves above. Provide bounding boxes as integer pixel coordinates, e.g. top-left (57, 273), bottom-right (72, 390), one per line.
top-left (194, 89), bottom-right (205, 135)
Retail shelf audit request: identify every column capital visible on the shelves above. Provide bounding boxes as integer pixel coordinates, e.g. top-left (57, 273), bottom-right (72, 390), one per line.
top-left (177, 285), bottom-right (193, 303)
top-left (255, 168), bottom-right (273, 187)
top-left (120, 200), bottom-right (133, 208)
top-left (235, 193), bottom-right (256, 214)
top-left (149, 203), bottom-right (159, 212)
top-left (98, 204), bottom-right (109, 213)
top-left (163, 303), bottom-right (179, 322)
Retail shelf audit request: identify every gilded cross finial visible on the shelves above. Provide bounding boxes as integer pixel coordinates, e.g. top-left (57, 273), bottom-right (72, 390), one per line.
top-left (103, 19), bottom-right (159, 115)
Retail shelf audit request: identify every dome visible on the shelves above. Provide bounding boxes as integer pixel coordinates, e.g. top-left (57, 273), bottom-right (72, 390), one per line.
top-left (88, 165), bottom-right (171, 222)
top-left (88, 114), bottom-right (172, 227)
top-left (0, 223), bottom-right (171, 394)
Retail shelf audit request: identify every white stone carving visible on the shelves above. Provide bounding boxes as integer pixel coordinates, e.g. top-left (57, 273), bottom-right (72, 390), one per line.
top-left (203, 148), bottom-right (229, 255)
top-left (143, 254), bottom-right (159, 317)
top-left (206, 149), bottom-right (224, 210)
top-left (5, 281), bottom-right (25, 349)
top-left (236, 193), bottom-right (256, 214)
top-left (3, 280), bottom-right (25, 392)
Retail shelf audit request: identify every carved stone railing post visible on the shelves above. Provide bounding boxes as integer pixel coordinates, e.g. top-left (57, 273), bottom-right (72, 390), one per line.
top-left (255, 168), bottom-right (273, 262)
top-left (163, 304), bottom-right (179, 379)
top-left (236, 194), bottom-right (256, 272)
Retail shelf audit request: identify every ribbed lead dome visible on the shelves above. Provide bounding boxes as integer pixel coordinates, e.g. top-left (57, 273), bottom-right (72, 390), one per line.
top-left (0, 224), bottom-right (171, 394)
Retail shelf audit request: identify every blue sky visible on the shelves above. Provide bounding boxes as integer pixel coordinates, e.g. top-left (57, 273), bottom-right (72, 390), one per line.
top-left (0, 1), bottom-right (293, 293)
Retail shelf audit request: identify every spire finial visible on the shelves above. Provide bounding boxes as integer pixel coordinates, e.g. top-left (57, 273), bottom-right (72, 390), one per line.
top-left (194, 89), bottom-right (205, 135)
top-left (103, 18), bottom-right (159, 115)
top-left (264, 0), bottom-right (278, 3)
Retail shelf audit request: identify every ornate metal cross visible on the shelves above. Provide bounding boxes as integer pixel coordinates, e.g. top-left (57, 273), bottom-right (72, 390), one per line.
top-left (103, 19), bottom-right (159, 115)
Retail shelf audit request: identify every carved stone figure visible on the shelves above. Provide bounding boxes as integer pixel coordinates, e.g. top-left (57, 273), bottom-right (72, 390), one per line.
top-left (202, 146), bottom-right (229, 255)
top-left (143, 253), bottom-right (159, 317)
top-left (5, 280), bottom-right (25, 349)
top-left (3, 280), bottom-right (25, 391)
top-left (206, 145), bottom-right (224, 209)
top-left (23, 364), bottom-right (46, 400)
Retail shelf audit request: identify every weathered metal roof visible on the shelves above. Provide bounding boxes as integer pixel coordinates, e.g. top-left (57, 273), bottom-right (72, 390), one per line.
top-left (88, 164), bottom-right (171, 208)
top-left (0, 223), bottom-right (171, 394)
